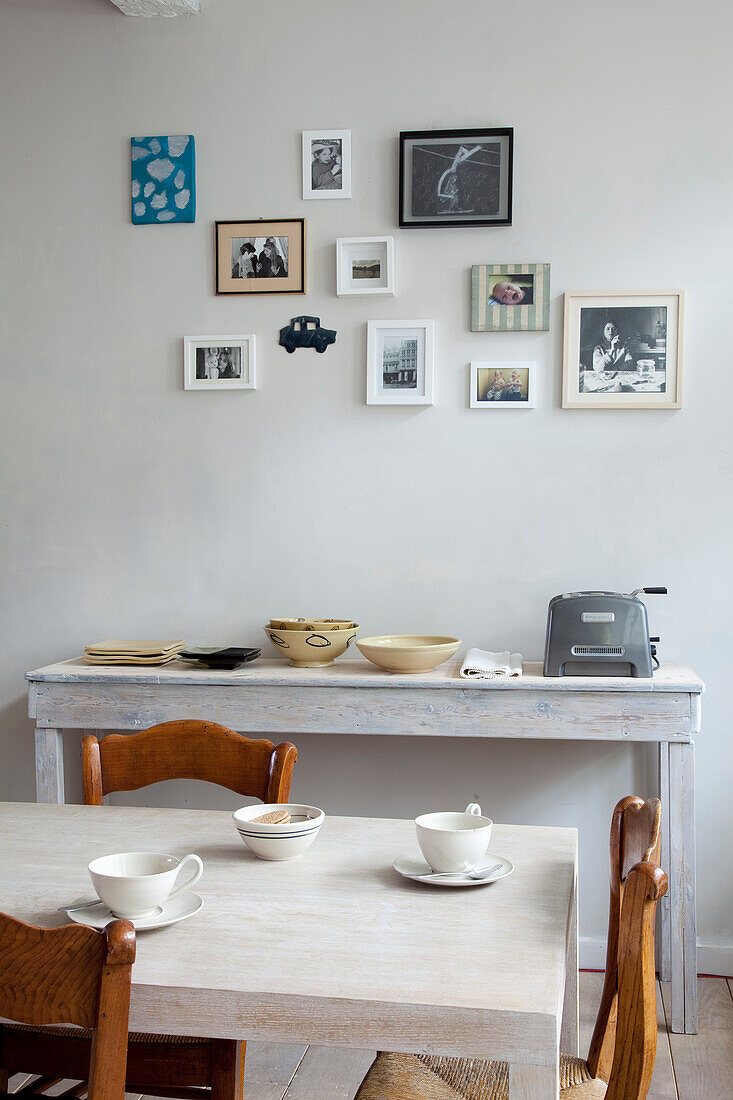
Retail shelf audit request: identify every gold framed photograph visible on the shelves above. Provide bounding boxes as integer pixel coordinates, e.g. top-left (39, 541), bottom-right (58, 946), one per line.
top-left (215, 219), bottom-right (305, 295)
top-left (562, 290), bottom-right (684, 409)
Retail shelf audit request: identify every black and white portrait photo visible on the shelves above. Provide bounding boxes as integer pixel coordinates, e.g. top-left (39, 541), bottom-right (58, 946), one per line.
top-left (562, 292), bottom-right (683, 410)
top-left (195, 346), bottom-right (242, 380)
top-left (184, 335), bottom-right (257, 391)
top-left (302, 130), bottom-right (352, 200)
top-left (382, 337), bottom-right (418, 389)
top-left (311, 138), bottom-right (343, 191)
top-left (216, 220), bottom-right (304, 295)
top-left (231, 236), bottom-right (288, 279)
top-left (578, 305), bottom-right (667, 394)
top-left (400, 129), bottom-right (513, 227)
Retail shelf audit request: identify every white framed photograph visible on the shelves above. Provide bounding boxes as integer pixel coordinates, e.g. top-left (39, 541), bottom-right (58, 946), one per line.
top-left (562, 290), bottom-right (684, 409)
top-left (183, 336), bottom-right (257, 391)
top-left (337, 236), bottom-right (395, 297)
top-left (366, 320), bottom-right (435, 406)
top-left (302, 129), bottom-right (351, 200)
top-left (470, 362), bottom-right (535, 408)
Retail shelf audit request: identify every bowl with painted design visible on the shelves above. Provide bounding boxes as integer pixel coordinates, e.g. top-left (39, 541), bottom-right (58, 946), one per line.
top-left (263, 625), bottom-right (359, 668)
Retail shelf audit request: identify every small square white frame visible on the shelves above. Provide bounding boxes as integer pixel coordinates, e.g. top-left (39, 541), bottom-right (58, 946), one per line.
top-left (337, 236), bottom-right (395, 297)
top-left (184, 336), bottom-right (257, 391)
top-left (469, 361), bottom-right (536, 408)
top-left (302, 129), bottom-right (352, 200)
top-left (367, 320), bottom-right (435, 406)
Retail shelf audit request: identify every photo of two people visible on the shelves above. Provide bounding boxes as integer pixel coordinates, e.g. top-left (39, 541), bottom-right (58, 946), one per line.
top-left (231, 236), bottom-right (289, 279)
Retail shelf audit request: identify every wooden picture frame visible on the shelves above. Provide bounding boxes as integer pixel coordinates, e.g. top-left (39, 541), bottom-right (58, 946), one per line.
top-left (399, 128), bottom-right (513, 228)
top-left (471, 264), bottom-right (550, 332)
top-left (215, 219), bottom-right (305, 295)
top-left (562, 290), bottom-right (684, 409)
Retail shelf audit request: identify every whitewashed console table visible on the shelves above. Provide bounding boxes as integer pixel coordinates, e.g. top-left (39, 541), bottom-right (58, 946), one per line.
top-left (26, 657), bottom-right (703, 1034)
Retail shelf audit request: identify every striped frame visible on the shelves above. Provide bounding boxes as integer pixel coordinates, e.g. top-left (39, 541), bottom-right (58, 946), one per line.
top-left (471, 263), bottom-right (550, 332)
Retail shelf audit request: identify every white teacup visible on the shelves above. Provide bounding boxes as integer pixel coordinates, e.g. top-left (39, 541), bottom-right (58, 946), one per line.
top-left (88, 851), bottom-right (203, 919)
top-left (415, 803), bottom-right (493, 873)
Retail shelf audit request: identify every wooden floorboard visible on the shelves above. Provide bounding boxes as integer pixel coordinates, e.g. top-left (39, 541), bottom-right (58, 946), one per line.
top-left (661, 976), bottom-right (733, 1100)
top-left (241, 1042), bottom-right (308, 1100)
top-left (577, 971), bottom-right (677, 1099)
top-left (283, 1046), bottom-right (375, 1100)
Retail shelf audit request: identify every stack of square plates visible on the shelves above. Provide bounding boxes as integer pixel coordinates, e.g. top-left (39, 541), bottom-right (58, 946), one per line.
top-left (83, 639), bottom-right (186, 666)
top-left (178, 647), bottom-right (261, 670)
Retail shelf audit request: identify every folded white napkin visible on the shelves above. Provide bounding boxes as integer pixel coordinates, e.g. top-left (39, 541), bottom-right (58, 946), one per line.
top-left (459, 649), bottom-right (523, 679)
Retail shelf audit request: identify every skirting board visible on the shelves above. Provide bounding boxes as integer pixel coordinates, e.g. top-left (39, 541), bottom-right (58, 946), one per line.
top-left (580, 936), bottom-right (733, 978)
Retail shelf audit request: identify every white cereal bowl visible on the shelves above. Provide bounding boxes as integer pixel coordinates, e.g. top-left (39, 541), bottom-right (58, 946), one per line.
top-left (232, 804), bottom-right (325, 861)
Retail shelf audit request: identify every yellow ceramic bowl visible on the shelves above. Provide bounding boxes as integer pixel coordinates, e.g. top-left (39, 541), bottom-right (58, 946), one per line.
top-left (269, 618), bottom-right (357, 632)
top-left (356, 635), bottom-right (462, 674)
top-left (264, 625), bottom-right (359, 668)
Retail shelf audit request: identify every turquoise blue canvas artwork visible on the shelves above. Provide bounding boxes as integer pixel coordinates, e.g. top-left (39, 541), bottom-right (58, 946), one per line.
top-left (131, 135), bottom-right (195, 224)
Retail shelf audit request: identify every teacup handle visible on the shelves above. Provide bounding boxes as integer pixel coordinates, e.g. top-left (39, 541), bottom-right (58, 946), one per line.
top-left (465, 803), bottom-right (482, 817)
top-left (169, 854), bottom-right (203, 900)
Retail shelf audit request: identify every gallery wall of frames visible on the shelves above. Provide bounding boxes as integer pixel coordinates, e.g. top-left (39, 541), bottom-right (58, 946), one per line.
top-left (131, 129), bottom-right (684, 412)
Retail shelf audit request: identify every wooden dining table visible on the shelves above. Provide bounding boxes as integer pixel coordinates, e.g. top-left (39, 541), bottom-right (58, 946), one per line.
top-left (0, 802), bottom-right (577, 1100)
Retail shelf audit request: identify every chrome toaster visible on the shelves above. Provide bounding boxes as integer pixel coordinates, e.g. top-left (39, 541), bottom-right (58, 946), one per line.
top-left (543, 587), bottom-right (667, 678)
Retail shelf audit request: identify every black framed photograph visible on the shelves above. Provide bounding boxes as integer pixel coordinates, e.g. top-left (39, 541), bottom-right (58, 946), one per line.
top-left (399, 128), bottom-right (513, 228)
top-left (215, 219), bottom-right (305, 294)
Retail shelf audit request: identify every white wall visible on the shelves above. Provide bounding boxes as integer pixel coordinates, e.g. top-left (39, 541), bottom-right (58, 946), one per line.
top-left (1, 0), bottom-right (732, 969)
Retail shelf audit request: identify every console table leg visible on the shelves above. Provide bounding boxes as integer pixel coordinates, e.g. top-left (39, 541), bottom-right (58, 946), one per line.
top-left (34, 727), bottom-right (65, 804)
top-left (669, 740), bottom-right (697, 1034)
top-left (561, 861), bottom-right (578, 1055)
top-left (657, 742), bottom-right (671, 983)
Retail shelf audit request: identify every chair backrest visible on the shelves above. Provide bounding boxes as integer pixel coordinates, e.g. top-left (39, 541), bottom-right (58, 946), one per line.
top-left (0, 912), bottom-right (135, 1100)
top-left (82, 720), bottom-right (297, 805)
top-left (604, 860), bottom-right (667, 1100)
top-left (586, 796), bottom-right (663, 1085)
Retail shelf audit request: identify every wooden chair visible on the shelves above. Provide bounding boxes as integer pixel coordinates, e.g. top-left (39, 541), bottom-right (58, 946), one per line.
top-left (0, 912), bottom-right (135, 1100)
top-left (82, 719), bottom-right (298, 805)
top-left (4, 720), bottom-right (297, 1100)
top-left (354, 796), bottom-right (666, 1100)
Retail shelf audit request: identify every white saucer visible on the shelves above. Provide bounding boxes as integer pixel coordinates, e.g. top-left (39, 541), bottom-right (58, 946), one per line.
top-left (393, 851), bottom-right (514, 887)
top-left (67, 891), bottom-right (204, 930)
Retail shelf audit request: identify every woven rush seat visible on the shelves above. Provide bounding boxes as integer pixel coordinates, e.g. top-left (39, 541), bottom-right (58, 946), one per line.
top-left (4, 1022), bottom-right (204, 1044)
top-left (355, 797), bottom-right (667, 1100)
top-left (355, 1051), bottom-right (605, 1100)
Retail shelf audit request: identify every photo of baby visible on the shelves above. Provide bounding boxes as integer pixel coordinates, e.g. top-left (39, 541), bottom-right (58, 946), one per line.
top-left (471, 363), bottom-right (534, 408)
top-left (488, 274), bottom-right (534, 305)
